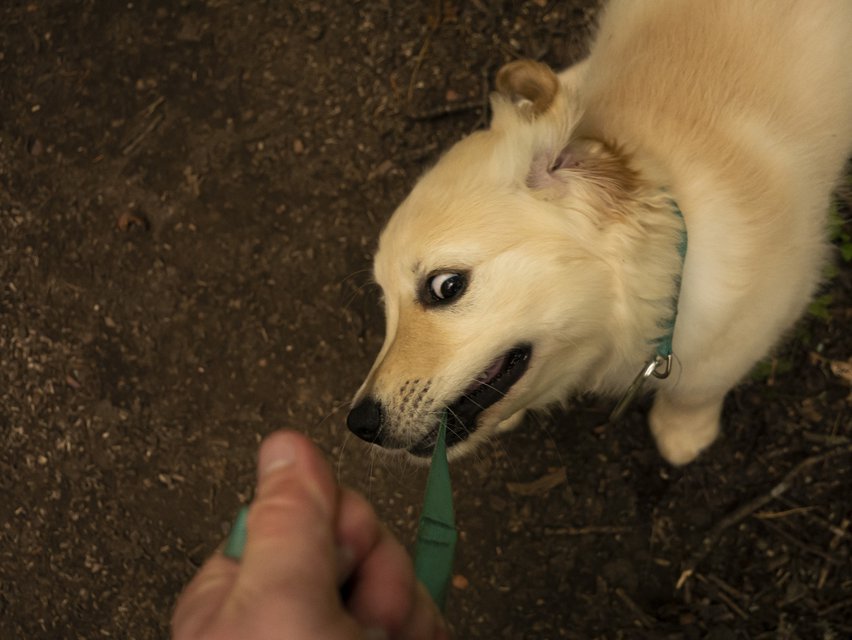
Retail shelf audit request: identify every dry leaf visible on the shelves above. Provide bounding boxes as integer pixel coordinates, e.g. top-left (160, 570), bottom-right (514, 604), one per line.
top-left (829, 358), bottom-right (852, 385)
top-left (506, 467), bottom-right (566, 497)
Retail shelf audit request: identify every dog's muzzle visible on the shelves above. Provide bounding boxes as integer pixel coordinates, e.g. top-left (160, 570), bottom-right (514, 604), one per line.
top-left (347, 344), bottom-right (532, 454)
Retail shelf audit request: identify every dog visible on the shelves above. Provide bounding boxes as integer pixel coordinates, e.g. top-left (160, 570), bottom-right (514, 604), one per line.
top-left (347, 0), bottom-right (852, 466)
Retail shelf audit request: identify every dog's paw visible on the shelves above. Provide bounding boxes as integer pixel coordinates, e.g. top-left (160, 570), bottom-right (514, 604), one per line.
top-left (649, 396), bottom-right (722, 466)
top-left (496, 409), bottom-right (527, 434)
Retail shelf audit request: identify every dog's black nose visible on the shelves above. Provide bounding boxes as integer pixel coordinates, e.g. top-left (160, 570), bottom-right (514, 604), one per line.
top-left (347, 398), bottom-right (385, 444)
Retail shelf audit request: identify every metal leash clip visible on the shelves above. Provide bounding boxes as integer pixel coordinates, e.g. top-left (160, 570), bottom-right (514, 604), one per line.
top-left (610, 354), bottom-right (672, 422)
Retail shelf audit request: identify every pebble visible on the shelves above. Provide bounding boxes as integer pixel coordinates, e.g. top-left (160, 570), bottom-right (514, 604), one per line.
top-left (452, 574), bottom-right (469, 590)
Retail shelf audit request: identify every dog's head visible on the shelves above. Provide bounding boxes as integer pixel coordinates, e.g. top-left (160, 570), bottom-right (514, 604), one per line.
top-left (347, 60), bottom-right (650, 459)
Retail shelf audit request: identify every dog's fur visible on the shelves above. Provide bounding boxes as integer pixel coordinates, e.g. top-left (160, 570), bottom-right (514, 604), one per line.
top-left (348, 0), bottom-right (852, 465)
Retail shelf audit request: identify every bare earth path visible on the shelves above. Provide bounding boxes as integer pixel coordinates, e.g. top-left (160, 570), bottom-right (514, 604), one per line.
top-left (1, 2), bottom-right (850, 638)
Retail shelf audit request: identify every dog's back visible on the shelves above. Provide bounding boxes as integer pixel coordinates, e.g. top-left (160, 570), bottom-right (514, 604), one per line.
top-left (580, 0), bottom-right (852, 204)
top-left (569, 0), bottom-right (852, 463)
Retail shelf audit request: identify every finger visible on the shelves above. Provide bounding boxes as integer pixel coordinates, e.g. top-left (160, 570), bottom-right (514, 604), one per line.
top-left (339, 496), bottom-right (447, 640)
top-left (171, 551), bottom-right (239, 638)
top-left (344, 524), bottom-right (416, 636)
top-left (334, 487), bottom-right (381, 582)
top-left (397, 582), bottom-right (450, 640)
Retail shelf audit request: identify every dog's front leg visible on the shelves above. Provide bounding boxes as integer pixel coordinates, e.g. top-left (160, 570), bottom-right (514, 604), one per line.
top-left (648, 392), bottom-right (724, 466)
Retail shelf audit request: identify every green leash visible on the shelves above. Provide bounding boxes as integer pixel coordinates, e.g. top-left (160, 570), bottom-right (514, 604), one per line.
top-left (413, 411), bottom-right (457, 611)
top-left (222, 414), bottom-right (458, 612)
top-left (222, 504), bottom-right (249, 560)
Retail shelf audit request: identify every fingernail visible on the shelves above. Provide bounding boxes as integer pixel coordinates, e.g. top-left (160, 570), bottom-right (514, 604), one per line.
top-left (258, 434), bottom-right (296, 476)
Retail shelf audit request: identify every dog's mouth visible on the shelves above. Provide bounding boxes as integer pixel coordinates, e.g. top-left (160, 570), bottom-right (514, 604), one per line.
top-left (409, 344), bottom-right (532, 457)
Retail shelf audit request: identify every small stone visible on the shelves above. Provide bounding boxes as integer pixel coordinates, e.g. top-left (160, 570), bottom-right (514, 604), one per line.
top-left (116, 211), bottom-right (149, 232)
top-left (452, 574), bottom-right (469, 590)
top-left (29, 138), bottom-right (44, 156)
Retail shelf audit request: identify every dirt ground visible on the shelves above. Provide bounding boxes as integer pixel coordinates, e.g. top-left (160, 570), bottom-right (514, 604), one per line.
top-left (1, 2), bottom-right (850, 638)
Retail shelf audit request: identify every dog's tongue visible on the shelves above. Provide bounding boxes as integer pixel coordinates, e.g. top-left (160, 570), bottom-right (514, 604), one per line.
top-left (465, 352), bottom-right (509, 394)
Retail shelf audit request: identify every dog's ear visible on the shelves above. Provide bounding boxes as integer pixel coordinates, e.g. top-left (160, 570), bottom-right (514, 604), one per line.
top-left (546, 139), bottom-right (627, 178)
top-left (527, 138), bottom-right (640, 214)
top-left (495, 59), bottom-right (559, 119)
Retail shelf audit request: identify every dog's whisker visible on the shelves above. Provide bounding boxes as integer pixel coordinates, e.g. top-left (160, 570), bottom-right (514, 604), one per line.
top-left (442, 404), bottom-right (472, 440)
top-left (313, 399), bottom-right (352, 483)
top-left (337, 267), bottom-right (374, 289)
top-left (467, 381), bottom-right (507, 397)
top-left (458, 395), bottom-right (488, 413)
top-left (459, 371), bottom-right (513, 399)
top-left (486, 433), bottom-right (518, 478)
top-left (367, 441), bottom-right (379, 502)
top-left (337, 269), bottom-right (379, 313)
top-left (342, 281), bottom-right (380, 313)
top-left (336, 431), bottom-right (353, 485)
top-left (317, 398), bottom-right (350, 426)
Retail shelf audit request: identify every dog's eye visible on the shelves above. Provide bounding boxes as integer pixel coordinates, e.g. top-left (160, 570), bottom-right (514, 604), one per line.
top-left (427, 272), bottom-right (466, 304)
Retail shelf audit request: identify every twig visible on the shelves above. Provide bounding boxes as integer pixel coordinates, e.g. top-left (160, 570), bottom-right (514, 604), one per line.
top-left (754, 506), bottom-right (814, 520)
top-left (818, 517), bottom-right (850, 589)
top-left (406, 99), bottom-right (484, 121)
top-left (705, 573), bottom-right (748, 602)
top-left (714, 587), bottom-right (749, 620)
top-left (544, 525), bottom-right (632, 536)
top-left (776, 495), bottom-right (852, 539)
top-left (407, 69), bottom-right (490, 122)
top-left (820, 595), bottom-right (852, 616)
top-left (802, 431), bottom-right (850, 446)
top-left (406, 30), bottom-right (434, 106)
top-left (615, 587), bottom-right (657, 629)
top-left (677, 444), bottom-right (852, 587)
top-left (121, 96), bottom-right (166, 156)
top-left (694, 573), bottom-right (749, 620)
top-left (405, 0), bottom-right (443, 108)
top-left (760, 518), bottom-right (844, 567)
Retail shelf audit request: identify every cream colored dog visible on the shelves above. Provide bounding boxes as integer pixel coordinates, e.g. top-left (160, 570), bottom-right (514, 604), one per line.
top-left (347, 0), bottom-right (852, 466)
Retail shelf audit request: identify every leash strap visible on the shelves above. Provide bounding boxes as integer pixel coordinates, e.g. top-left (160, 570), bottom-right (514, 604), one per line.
top-left (414, 411), bottom-right (457, 611)
top-left (223, 505), bottom-right (249, 560)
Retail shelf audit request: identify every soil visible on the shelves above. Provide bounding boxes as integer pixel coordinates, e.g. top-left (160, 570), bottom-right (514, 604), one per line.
top-left (1, 2), bottom-right (850, 639)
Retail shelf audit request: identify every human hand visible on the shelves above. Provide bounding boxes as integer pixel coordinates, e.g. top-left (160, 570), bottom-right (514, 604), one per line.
top-left (172, 430), bottom-right (449, 640)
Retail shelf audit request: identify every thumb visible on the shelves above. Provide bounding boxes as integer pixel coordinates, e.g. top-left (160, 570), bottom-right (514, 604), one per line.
top-left (228, 431), bottom-right (352, 634)
top-left (240, 431), bottom-right (338, 594)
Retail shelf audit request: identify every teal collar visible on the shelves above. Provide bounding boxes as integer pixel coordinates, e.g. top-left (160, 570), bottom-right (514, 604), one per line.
top-left (610, 199), bottom-right (687, 421)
